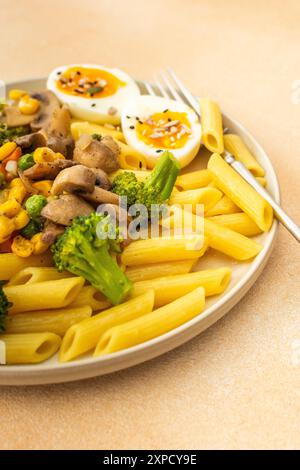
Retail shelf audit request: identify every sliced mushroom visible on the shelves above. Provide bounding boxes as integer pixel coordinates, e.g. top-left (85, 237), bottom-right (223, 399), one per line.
top-left (2, 105), bottom-right (39, 127)
top-left (30, 91), bottom-right (60, 131)
top-left (51, 165), bottom-right (96, 196)
top-left (44, 106), bottom-right (71, 138)
top-left (41, 194), bottom-right (93, 226)
top-left (80, 187), bottom-right (120, 206)
top-left (23, 159), bottom-right (77, 180)
top-left (90, 168), bottom-right (111, 190)
top-left (14, 130), bottom-right (47, 150)
top-left (46, 134), bottom-right (74, 159)
top-left (42, 221), bottom-right (65, 244)
top-left (17, 169), bottom-right (38, 194)
top-left (73, 134), bottom-right (120, 173)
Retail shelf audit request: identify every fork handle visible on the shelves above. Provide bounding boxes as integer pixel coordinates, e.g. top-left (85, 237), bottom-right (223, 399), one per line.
top-left (225, 156), bottom-right (300, 242)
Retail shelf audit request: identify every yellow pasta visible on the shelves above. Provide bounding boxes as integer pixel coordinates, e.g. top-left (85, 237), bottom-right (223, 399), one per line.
top-left (133, 268), bottom-right (231, 307)
top-left (69, 285), bottom-right (111, 311)
top-left (0, 332), bottom-right (61, 364)
top-left (208, 153), bottom-right (273, 231)
top-left (109, 169), bottom-right (151, 183)
top-left (175, 169), bottom-right (213, 190)
top-left (126, 260), bottom-right (195, 282)
top-left (117, 141), bottom-right (148, 170)
top-left (7, 267), bottom-right (73, 286)
top-left (121, 236), bottom-right (207, 266)
top-left (5, 306), bottom-right (92, 336)
top-left (224, 134), bottom-right (265, 177)
top-left (70, 120), bottom-right (125, 142)
top-left (200, 98), bottom-right (224, 153)
top-left (59, 290), bottom-right (155, 362)
top-left (163, 207), bottom-right (262, 260)
top-left (207, 213), bottom-right (262, 237)
top-left (4, 277), bottom-right (85, 314)
top-left (0, 253), bottom-right (53, 280)
top-left (94, 286), bottom-right (205, 357)
top-left (205, 195), bottom-right (241, 217)
top-left (169, 187), bottom-right (222, 213)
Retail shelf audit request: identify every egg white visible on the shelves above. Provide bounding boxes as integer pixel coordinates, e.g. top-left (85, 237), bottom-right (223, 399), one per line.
top-left (47, 64), bottom-right (140, 125)
top-left (121, 95), bottom-right (201, 168)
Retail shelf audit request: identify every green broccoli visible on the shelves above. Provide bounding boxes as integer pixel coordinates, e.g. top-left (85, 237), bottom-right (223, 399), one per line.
top-left (52, 212), bottom-right (132, 305)
top-left (0, 124), bottom-right (29, 146)
top-left (25, 195), bottom-right (48, 220)
top-left (0, 282), bottom-right (11, 331)
top-left (112, 151), bottom-right (180, 214)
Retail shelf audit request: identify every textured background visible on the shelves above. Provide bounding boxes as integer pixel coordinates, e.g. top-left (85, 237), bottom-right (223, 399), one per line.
top-left (1, 0), bottom-right (300, 450)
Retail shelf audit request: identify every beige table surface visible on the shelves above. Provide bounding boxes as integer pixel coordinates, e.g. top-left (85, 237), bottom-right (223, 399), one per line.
top-left (1, 0), bottom-right (300, 450)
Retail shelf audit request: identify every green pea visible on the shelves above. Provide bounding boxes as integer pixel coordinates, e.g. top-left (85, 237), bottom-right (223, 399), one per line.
top-left (18, 153), bottom-right (35, 171)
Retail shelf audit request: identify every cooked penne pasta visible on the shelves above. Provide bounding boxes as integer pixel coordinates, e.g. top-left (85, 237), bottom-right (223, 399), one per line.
top-left (205, 195), bottom-right (241, 217)
top-left (7, 267), bottom-right (73, 286)
top-left (257, 177), bottom-right (267, 187)
top-left (59, 290), bottom-right (155, 362)
top-left (118, 141), bottom-right (148, 170)
top-left (208, 153), bottom-right (273, 231)
top-left (126, 260), bottom-right (195, 282)
top-left (5, 306), bottom-right (92, 336)
top-left (121, 236), bottom-right (207, 266)
top-left (163, 206), bottom-right (262, 260)
top-left (70, 120), bottom-right (125, 142)
top-left (224, 134), bottom-right (265, 177)
top-left (69, 285), bottom-right (111, 311)
top-left (175, 169), bottom-right (213, 190)
top-left (0, 253), bottom-right (53, 281)
top-left (200, 98), bottom-right (224, 153)
top-left (132, 268), bottom-right (231, 307)
top-left (169, 187), bottom-right (222, 213)
top-left (109, 169), bottom-right (151, 183)
top-left (4, 277), bottom-right (85, 314)
top-left (207, 213), bottom-right (262, 237)
top-left (0, 332), bottom-right (61, 364)
top-left (94, 286), bottom-right (205, 356)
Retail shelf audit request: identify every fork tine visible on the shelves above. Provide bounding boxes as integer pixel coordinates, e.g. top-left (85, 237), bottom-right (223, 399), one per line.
top-left (159, 72), bottom-right (185, 104)
top-left (154, 77), bottom-right (169, 98)
top-left (144, 81), bottom-right (155, 96)
top-left (167, 68), bottom-right (201, 116)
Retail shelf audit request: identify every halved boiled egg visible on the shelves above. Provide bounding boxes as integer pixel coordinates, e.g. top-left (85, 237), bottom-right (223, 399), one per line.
top-left (121, 95), bottom-right (201, 168)
top-left (47, 64), bottom-right (140, 124)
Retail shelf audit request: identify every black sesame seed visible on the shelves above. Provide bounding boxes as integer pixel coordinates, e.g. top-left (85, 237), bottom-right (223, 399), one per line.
top-left (76, 71), bottom-right (81, 75)
top-left (126, 115), bottom-right (130, 119)
top-left (163, 109), bottom-right (169, 113)
top-left (91, 103), bottom-right (96, 107)
top-left (129, 125), bottom-right (135, 130)
top-left (156, 149), bottom-right (163, 153)
top-left (57, 71), bottom-right (62, 75)
top-left (168, 118), bottom-right (172, 122)
top-left (139, 161), bottom-right (143, 169)
top-left (138, 120), bottom-right (143, 124)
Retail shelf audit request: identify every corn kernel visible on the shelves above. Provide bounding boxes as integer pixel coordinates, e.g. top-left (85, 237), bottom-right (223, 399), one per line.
top-left (31, 233), bottom-right (50, 255)
top-left (0, 199), bottom-right (21, 218)
top-left (8, 89), bottom-right (27, 101)
top-left (18, 95), bottom-right (40, 115)
top-left (0, 142), bottom-right (17, 162)
top-left (55, 152), bottom-right (65, 160)
top-left (0, 215), bottom-right (15, 243)
top-left (32, 180), bottom-right (53, 197)
top-left (11, 235), bottom-right (33, 258)
top-left (33, 147), bottom-right (58, 163)
top-left (10, 178), bottom-right (24, 188)
top-left (8, 185), bottom-right (27, 204)
top-left (13, 209), bottom-right (30, 230)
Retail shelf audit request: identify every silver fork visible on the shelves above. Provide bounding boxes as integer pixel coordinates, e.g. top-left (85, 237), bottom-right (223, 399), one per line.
top-left (143, 70), bottom-right (300, 242)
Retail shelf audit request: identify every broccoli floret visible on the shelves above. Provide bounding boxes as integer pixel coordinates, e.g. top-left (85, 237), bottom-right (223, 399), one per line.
top-left (25, 195), bottom-right (47, 220)
top-left (52, 212), bottom-right (132, 305)
top-left (21, 219), bottom-right (41, 239)
top-left (0, 282), bottom-right (11, 331)
top-left (112, 171), bottom-right (140, 207)
top-left (0, 124), bottom-right (29, 146)
top-left (112, 151), bottom-right (180, 214)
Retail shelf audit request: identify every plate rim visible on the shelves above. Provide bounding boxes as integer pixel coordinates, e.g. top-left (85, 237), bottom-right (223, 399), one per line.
top-left (0, 77), bottom-right (279, 385)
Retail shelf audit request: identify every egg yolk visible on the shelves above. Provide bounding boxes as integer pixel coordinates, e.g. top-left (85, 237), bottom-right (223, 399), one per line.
top-left (135, 111), bottom-right (192, 149)
top-left (56, 66), bottom-right (125, 99)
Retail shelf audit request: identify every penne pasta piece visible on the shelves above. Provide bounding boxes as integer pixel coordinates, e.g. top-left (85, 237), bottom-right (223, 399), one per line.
top-left (69, 285), bottom-right (111, 311)
top-left (132, 268), bottom-right (231, 307)
top-left (175, 169), bottom-right (213, 190)
top-left (205, 195), bottom-right (241, 217)
top-left (0, 332), bottom-right (61, 364)
top-left (5, 306), bottom-right (92, 336)
top-left (207, 213), bottom-right (262, 237)
top-left (4, 277), bottom-right (85, 314)
top-left (200, 98), bottom-right (224, 153)
top-left (7, 267), bottom-right (73, 286)
top-left (59, 290), bottom-right (155, 362)
top-left (224, 134), bottom-right (265, 177)
top-left (94, 286), bottom-right (205, 356)
top-left (126, 260), bottom-right (195, 282)
top-left (208, 153), bottom-right (273, 231)
top-left (121, 236), bottom-right (207, 266)
top-left (109, 169), bottom-right (151, 183)
top-left (169, 187), bottom-right (222, 213)
top-left (163, 206), bottom-right (262, 260)
top-left (256, 176), bottom-right (267, 187)
top-left (70, 120), bottom-right (125, 142)
top-left (117, 141), bottom-right (148, 170)
top-left (0, 253), bottom-right (53, 281)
